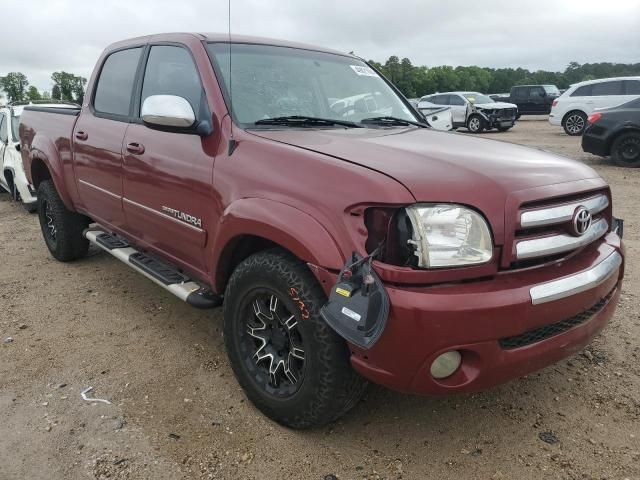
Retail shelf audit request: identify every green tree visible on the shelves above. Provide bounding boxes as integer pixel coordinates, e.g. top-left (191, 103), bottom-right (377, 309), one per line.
top-left (0, 72), bottom-right (29, 102)
top-left (51, 84), bottom-right (62, 100)
top-left (51, 71), bottom-right (87, 103)
top-left (26, 86), bottom-right (42, 101)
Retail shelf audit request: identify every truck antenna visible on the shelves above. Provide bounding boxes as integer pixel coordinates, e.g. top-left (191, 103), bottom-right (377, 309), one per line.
top-left (227, 0), bottom-right (237, 156)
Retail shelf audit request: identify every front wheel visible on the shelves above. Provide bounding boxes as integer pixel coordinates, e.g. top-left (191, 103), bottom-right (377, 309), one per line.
top-left (223, 249), bottom-right (367, 429)
top-left (611, 132), bottom-right (640, 167)
top-left (37, 180), bottom-right (90, 262)
top-left (467, 114), bottom-right (485, 133)
top-left (563, 111), bottom-right (587, 136)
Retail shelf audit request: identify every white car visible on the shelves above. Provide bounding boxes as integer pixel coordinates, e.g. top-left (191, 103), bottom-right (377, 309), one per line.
top-left (0, 103), bottom-right (78, 211)
top-left (549, 77), bottom-right (640, 135)
top-left (418, 91), bottom-right (518, 133)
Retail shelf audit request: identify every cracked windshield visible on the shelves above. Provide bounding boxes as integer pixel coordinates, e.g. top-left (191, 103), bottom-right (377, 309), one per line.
top-left (208, 43), bottom-right (416, 125)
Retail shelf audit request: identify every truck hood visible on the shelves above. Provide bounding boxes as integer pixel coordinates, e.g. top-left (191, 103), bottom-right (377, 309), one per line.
top-left (250, 127), bottom-right (600, 204)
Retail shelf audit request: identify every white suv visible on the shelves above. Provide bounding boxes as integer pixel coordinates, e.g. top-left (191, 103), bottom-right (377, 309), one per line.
top-left (1, 103), bottom-right (78, 211)
top-left (549, 77), bottom-right (640, 135)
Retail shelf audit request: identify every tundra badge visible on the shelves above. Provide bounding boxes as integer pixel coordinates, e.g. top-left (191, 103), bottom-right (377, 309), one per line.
top-left (161, 206), bottom-right (202, 227)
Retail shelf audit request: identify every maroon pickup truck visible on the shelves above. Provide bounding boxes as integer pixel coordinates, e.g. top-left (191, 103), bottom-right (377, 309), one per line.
top-left (20, 33), bottom-right (625, 429)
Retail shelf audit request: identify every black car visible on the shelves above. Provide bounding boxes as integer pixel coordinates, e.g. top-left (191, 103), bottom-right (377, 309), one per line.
top-left (582, 97), bottom-right (640, 167)
top-left (494, 85), bottom-right (560, 115)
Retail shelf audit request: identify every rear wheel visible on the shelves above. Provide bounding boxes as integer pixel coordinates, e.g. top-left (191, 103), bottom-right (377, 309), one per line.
top-left (223, 249), bottom-right (367, 429)
top-left (611, 132), bottom-right (640, 167)
top-left (563, 111), bottom-right (587, 136)
top-left (467, 114), bottom-right (485, 133)
top-left (37, 180), bottom-right (90, 262)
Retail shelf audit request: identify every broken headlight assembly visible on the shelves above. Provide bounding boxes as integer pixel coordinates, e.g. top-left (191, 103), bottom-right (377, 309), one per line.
top-left (404, 204), bottom-right (493, 268)
top-left (365, 204), bottom-right (493, 269)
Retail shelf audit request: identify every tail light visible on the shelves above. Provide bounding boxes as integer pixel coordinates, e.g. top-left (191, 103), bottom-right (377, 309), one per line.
top-left (588, 112), bottom-right (602, 125)
top-left (552, 99), bottom-right (558, 108)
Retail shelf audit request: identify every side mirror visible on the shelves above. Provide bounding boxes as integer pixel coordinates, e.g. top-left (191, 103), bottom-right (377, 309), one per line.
top-left (141, 95), bottom-right (196, 130)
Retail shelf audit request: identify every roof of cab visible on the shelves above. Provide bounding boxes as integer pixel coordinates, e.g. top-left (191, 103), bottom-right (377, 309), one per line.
top-left (105, 32), bottom-right (354, 58)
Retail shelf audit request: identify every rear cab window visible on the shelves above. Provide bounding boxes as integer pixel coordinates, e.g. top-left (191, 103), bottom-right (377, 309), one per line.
top-left (93, 47), bottom-right (143, 118)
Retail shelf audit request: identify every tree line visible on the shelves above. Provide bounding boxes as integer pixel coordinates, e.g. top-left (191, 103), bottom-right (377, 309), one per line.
top-left (0, 71), bottom-right (87, 104)
top-left (368, 57), bottom-right (640, 98)
top-left (3, 59), bottom-right (640, 105)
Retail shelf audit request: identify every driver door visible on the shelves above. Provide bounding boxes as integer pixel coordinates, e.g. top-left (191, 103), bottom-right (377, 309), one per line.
top-left (122, 44), bottom-right (216, 276)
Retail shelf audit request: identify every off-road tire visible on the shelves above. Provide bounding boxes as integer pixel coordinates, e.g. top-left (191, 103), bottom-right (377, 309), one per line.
top-left (467, 114), bottom-right (485, 133)
top-left (611, 132), bottom-right (640, 167)
top-left (562, 111), bottom-right (587, 136)
top-left (37, 180), bottom-right (90, 262)
top-left (223, 248), bottom-right (368, 429)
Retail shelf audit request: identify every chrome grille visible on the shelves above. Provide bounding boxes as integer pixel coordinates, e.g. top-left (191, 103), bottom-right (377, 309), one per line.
top-left (512, 192), bottom-right (610, 265)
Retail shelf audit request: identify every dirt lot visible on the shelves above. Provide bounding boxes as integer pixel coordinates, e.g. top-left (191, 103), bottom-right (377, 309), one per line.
top-left (1, 117), bottom-right (639, 480)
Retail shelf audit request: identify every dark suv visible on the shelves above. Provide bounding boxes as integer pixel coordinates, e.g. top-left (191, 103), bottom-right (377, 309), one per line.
top-left (496, 85), bottom-right (560, 115)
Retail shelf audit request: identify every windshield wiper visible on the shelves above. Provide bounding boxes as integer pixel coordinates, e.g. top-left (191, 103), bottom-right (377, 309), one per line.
top-left (253, 116), bottom-right (362, 128)
top-left (359, 116), bottom-right (428, 128)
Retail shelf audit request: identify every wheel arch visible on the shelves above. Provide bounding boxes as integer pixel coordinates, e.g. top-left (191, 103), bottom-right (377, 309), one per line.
top-left (212, 198), bottom-right (345, 293)
top-left (562, 109), bottom-right (587, 125)
top-left (606, 126), bottom-right (640, 153)
top-left (27, 134), bottom-right (74, 209)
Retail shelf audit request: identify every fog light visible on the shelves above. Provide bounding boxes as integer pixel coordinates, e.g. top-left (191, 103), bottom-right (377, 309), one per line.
top-left (430, 351), bottom-right (462, 379)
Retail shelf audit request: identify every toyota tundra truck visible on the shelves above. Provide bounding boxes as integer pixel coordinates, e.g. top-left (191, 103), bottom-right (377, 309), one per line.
top-left (19, 33), bottom-right (625, 429)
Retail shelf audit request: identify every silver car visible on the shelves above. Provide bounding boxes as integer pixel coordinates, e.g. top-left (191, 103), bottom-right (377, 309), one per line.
top-left (418, 91), bottom-right (518, 133)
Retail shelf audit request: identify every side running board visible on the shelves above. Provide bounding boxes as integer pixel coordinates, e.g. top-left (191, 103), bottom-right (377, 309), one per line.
top-left (84, 229), bottom-right (222, 309)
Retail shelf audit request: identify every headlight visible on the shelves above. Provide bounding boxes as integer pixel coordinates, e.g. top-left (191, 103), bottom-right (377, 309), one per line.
top-left (405, 204), bottom-right (493, 268)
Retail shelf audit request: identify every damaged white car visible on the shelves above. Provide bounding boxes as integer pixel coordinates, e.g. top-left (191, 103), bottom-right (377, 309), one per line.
top-left (418, 91), bottom-right (518, 133)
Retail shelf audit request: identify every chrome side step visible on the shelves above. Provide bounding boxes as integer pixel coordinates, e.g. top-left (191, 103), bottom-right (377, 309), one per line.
top-left (84, 229), bottom-right (222, 309)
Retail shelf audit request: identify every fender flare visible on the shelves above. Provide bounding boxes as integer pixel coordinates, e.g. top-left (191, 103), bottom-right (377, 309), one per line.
top-left (28, 134), bottom-right (74, 209)
top-left (211, 198), bottom-right (346, 290)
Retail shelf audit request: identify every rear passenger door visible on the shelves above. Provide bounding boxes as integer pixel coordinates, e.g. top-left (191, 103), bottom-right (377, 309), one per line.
top-left (447, 94), bottom-right (467, 125)
top-left (74, 46), bottom-right (143, 229)
top-left (122, 44), bottom-right (215, 276)
top-left (528, 86), bottom-right (546, 113)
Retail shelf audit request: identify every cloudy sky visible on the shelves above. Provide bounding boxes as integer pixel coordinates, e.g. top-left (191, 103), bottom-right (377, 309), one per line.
top-left (2, 0), bottom-right (639, 92)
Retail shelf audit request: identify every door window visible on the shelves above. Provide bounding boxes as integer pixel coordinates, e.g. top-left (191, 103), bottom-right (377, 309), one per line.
top-left (448, 95), bottom-right (466, 106)
top-left (571, 84), bottom-right (592, 97)
top-left (513, 87), bottom-right (527, 99)
top-left (591, 81), bottom-right (623, 96)
top-left (431, 95), bottom-right (449, 105)
top-left (93, 47), bottom-right (143, 117)
top-left (529, 86), bottom-right (545, 98)
top-left (624, 80), bottom-right (640, 95)
top-left (140, 46), bottom-right (204, 117)
top-left (0, 113), bottom-right (7, 143)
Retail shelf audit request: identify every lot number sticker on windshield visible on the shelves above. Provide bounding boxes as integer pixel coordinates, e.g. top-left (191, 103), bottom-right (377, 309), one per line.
top-left (350, 65), bottom-right (378, 77)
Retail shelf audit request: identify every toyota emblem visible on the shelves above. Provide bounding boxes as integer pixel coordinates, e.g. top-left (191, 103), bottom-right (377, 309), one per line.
top-left (572, 206), bottom-right (592, 236)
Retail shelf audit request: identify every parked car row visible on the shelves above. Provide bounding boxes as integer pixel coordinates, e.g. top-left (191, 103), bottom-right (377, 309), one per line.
top-left (550, 76), bottom-right (640, 135)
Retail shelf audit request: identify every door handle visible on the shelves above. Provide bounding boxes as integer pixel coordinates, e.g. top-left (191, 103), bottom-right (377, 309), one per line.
top-left (126, 142), bottom-right (145, 155)
top-left (75, 131), bottom-right (88, 141)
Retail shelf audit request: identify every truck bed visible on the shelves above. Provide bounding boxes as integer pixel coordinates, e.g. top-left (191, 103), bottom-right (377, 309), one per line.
top-left (19, 105), bottom-right (81, 194)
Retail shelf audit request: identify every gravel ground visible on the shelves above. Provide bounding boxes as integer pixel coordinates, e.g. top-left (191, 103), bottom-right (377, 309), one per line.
top-left (1, 117), bottom-right (639, 480)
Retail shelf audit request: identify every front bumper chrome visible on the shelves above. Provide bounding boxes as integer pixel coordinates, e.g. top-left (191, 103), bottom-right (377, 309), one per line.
top-left (529, 251), bottom-right (622, 305)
